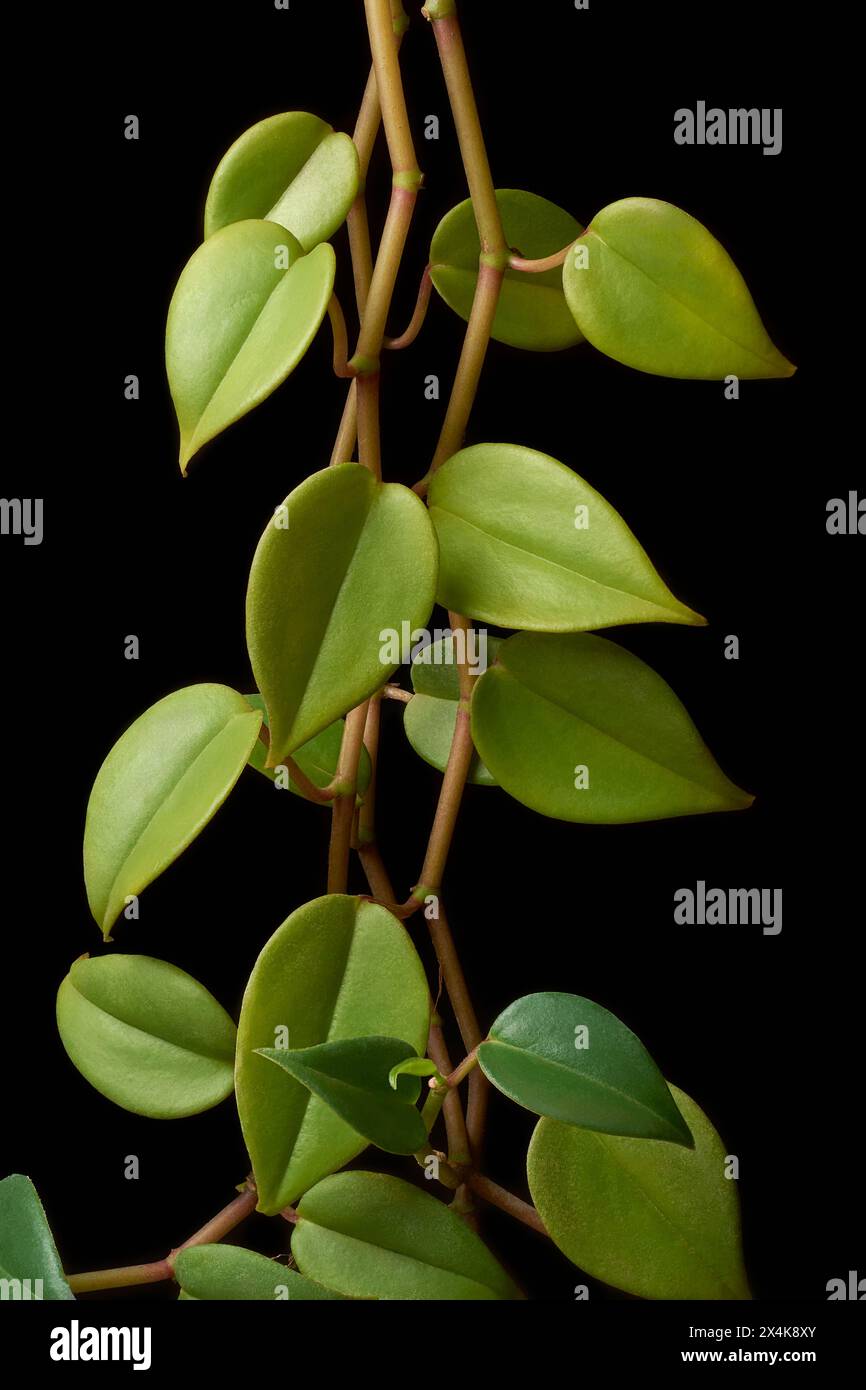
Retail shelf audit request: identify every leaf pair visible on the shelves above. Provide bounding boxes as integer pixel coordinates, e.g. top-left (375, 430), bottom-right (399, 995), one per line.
top-left (167, 111), bottom-right (358, 471)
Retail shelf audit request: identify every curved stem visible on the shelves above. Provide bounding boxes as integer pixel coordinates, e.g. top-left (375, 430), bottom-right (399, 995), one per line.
top-left (385, 265), bottom-right (433, 350)
top-left (327, 295), bottom-right (354, 378)
top-left (509, 242), bottom-right (576, 274)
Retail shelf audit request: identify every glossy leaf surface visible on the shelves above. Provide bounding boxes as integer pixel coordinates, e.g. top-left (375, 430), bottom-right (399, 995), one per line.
top-left (236, 896), bottom-right (429, 1213)
top-left (56, 955), bottom-right (236, 1118)
top-left (293, 1172), bottom-right (520, 1300)
top-left (0, 1175), bottom-right (74, 1300)
top-left (428, 444), bottom-right (704, 631)
top-left (431, 189), bottom-right (584, 350)
top-left (167, 221), bottom-right (335, 471)
top-left (471, 632), bottom-right (753, 823)
top-left (527, 1087), bottom-right (750, 1299)
top-left (563, 197), bottom-right (794, 379)
top-left (204, 112), bottom-right (359, 250)
top-left (245, 694), bottom-right (371, 802)
top-left (256, 1037), bottom-right (427, 1155)
top-left (174, 1243), bottom-right (343, 1301)
top-left (84, 685), bottom-right (262, 937)
top-left (247, 464), bottom-right (438, 763)
top-left (477, 992), bottom-right (692, 1145)
top-left (404, 633), bottom-right (502, 785)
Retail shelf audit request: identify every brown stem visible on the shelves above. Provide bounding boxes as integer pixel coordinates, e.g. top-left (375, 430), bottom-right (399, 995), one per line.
top-left (463, 1173), bottom-right (548, 1237)
top-left (509, 242), bottom-right (576, 274)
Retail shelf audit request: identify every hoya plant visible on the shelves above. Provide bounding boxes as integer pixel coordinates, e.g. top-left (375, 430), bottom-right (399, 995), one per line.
top-left (4, 0), bottom-right (792, 1302)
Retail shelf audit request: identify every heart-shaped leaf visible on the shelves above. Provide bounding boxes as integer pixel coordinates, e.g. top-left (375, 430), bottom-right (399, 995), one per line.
top-left (166, 221), bottom-right (335, 472)
top-left (562, 197), bottom-right (794, 380)
top-left (236, 895), bottom-right (430, 1214)
top-left (174, 1244), bottom-right (343, 1301)
top-left (245, 694), bottom-right (372, 802)
top-left (471, 632), bottom-right (753, 823)
top-left (256, 1037), bottom-right (427, 1155)
top-left (246, 463), bottom-right (438, 764)
top-left (56, 955), bottom-right (236, 1118)
top-left (404, 633), bottom-right (502, 785)
top-left (431, 189), bottom-right (584, 350)
top-left (292, 1172), bottom-right (520, 1300)
top-left (204, 112), bottom-right (359, 251)
top-left (477, 993), bottom-right (691, 1145)
top-left (527, 1087), bottom-right (751, 1299)
top-left (84, 684), bottom-right (262, 938)
top-left (428, 444), bottom-right (704, 630)
top-left (0, 1175), bottom-right (74, 1300)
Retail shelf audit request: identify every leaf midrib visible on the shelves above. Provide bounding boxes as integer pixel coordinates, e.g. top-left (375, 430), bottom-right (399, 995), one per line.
top-left (70, 980), bottom-right (235, 1066)
top-left (299, 1220), bottom-right (504, 1298)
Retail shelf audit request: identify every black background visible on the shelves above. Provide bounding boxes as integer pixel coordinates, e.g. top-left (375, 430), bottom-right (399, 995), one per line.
top-left (2, 0), bottom-right (862, 1311)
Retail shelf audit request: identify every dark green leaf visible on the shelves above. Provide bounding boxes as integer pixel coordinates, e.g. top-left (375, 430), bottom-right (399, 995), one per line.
top-left (174, 1244), bottom-right (343, 1300)
top-left (477, 992), bottom-right (692, 1145)
top-left (527, 1087), bottom-right (751, 1299)
top-left (404, 633), bottom-right (502, 785)
top-left (246, 463), bottom-right (437, 764)
top-left (293, 1172), bottom-right (521, 1300)
top-left (471, 632), bottom-right (753, 823)
top-left (166, 222), bottom-right (335, 471)
top-left (256, 1037), bottom-right (427, 1155)
top-left (428, 444), bottom-right (705, 631)
top-left (245, 694), bottom-right (372, 802)
top-left (431, 190), bottom-right (583, 350)
top-left (84, 685), bottom-right (262, 938)
top-left (236, 895), bottom-right (430, 1214)
top-left (0, 1175), bottom-right (74, 1300)
top-left (562, 197), bottom-right (794, 379)
top-left (56, 955), bottom-right (236, 1118)
top-left (204, 112), bottom-right (359, 250)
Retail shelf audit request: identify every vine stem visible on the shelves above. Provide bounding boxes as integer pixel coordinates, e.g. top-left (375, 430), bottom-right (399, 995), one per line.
top-left (384, 264), bottom-right (433, 349)
top-left (509, 242), bottom-right (577, 274)
top-left (463, 1173), bottom-right (548, 1237)
top-left (67, 1185), bottom-right (258, 1295)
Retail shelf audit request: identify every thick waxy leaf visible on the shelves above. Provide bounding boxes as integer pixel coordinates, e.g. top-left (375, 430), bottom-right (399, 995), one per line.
top-left (84, 685), bottom-right (262, 937)
top-left (256, 1037), bottom-right (426, 1155)
top-left (245, 694), bottom-right (371, 802)
top-left (247, 463), bottom-right (438, 763)
top-left (563, 197), bottom-right (794, 380)
top-left (236, 895), bottom-right (429, 1214)
top-left (404, 633), bottom-right (501, 785)
top-left (477, 993), bottom-right (691, 1145)
top-left (431, 189), bottom-right (584, 350)
top-left (174, 1244), bottom-right (343, 1301)
top-left (166, 221), bottom-right (335, 471)
top-left (471, 632), bottom-right (753, 823)
top-left (293, 1172), bottom-right (520, 1300)
top-left (527, 1087), bottom-right (750, 1299)
top-left (56, 955), bottom-right (236, 1118)
top-left (0, 1176), bottom-right (74, 1300)
top-left (428, 445), bottom-right (703, 631)
top-left (204, 112), bottom-right (359, 250)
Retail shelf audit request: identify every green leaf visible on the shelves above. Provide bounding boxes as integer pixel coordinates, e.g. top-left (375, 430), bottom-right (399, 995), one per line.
top-left (84, 684), bottom-right (262, 938)
top-left (389, 1057), bottom-right (441, 1089)
top-left (477, 993), bottom-right (692, 1145)
top-left (236, 895), bottom-right (430, 1214)
top-left (428, 444), bottom-right (704, 631)
top-left (174, 1244), bottom-right (343, 1301)
top-left (430, 189), bottom-right (584, 350)
top-left (471, 632), bottom-right (753, 824)
top-left (246, 463), bottom-right (438, 764)
top-left (245, 694), bottom-right (372, 802)
top-left (562, 197), bottom-right (794, 380)
top-left (166, 221), bottom-right (335, 472)
top-left (0, 1175), bottom-right (74, 1300)
top-left (527, 1087), bottom-right (751, 1299)
top-left (404, 633), bottom-right (502, 785)
top-left (204, 112), bottom-right (359, 251)
top-left (256, 1037), bottom-right (427, 1156)
top-left (56, 955), bottom-right (236, 1118)
top-left (293, 1172), bottom-right (520, 1300)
